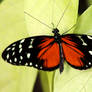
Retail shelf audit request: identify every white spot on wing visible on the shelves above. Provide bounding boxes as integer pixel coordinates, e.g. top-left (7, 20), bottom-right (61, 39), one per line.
top-left (78, 36), bottom-right (87, 46)
top-left (12, 47), bottom-right (15, 50)
top-left (6, 48), bottom-right (11, 51)
top-left (82, 42), bottom-right (87, 46)
top-left (14, 58), bottom-right (17, 62)
top-left (12, 52), bottom-right (15, 56)
top-left (30, 39), bottom-right (34, 44)
top-left (35, 64), bottom-right (38, 67)
top-left (19, 61), bottom-right (21, 63)
top-left (86, 65), bottom-right (88, 67)
top-left (87, 36), bottom-right (92, 39)
top-left (27, 53), bottom-right (31, 58)
top-left (9, 59), bottom-right (12, 63)
top-left (20, 56), bottom-right (23, 60)
top-left (40, 66), bottom-right (42, 69)
top-left (89, 51), bottom-right (92, 55)
top-left (12, 44), bottom-right (16, 46)
top-left (7, 54), bottom-right (9, 59)
top-left (29, 62), bottom-right (32, 66)
top-left (20, 39), bottom-right (25, 43)
top-left (25, 63), bottom-right (28, 66)
top-left (19, 44), bottom-right (22, 48)
top-left (89, 62), bottom-right (91, 65)
top-left (28, 45), bottom-right (32, 48)
top-left (19, 48), bottom-right (22, 53)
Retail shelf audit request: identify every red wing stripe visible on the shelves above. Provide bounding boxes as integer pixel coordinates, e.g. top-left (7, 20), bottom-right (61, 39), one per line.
top-left (38, 43), bottom-right (60, 68)
top-left (37, 44), bottom-right (52, 59)
top-left (63, 42), bottom-right (84, 56)
top-left (62, 42), bottom-right (84, 67)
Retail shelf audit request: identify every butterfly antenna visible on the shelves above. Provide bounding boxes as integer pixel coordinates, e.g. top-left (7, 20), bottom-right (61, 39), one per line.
top-left (62, 24), bottom-right (76, 35)
top-left (51, 0), bottom-right (55, 28)
top-left (56, 0), bottom-right (71, 28)
top-left (24, 11), bottom-right (53, 29)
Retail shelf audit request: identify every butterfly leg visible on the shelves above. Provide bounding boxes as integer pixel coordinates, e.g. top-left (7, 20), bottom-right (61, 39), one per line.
top-left (58, 42), bottom-right (64, 73)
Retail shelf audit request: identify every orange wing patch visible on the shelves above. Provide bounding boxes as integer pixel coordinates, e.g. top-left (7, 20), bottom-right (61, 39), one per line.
top-left (38, 42), bottom-right (60, 68)
top-left (38, 38), bottom-right (54, 48)
top-left (62, 37), bottom-right (85, 67)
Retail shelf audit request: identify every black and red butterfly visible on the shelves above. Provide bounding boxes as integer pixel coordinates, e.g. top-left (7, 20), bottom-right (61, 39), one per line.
top-left (2, 27), bottom-right (92, 73)
top-left (2, 1), bottom-right (92, 73)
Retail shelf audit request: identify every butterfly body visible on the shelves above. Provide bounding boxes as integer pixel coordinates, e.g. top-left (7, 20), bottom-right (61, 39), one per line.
top-left (52, 28), bottom-right (64, 73)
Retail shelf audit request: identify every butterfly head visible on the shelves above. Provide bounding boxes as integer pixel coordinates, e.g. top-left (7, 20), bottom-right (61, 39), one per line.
top-left (52, 28), bottom-right (60, 36)
top-left (52, 28), bottom-right (61, 43)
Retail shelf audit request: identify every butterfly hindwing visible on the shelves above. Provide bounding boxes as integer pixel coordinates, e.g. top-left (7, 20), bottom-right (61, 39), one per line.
top-left (61, 34), bottom-right (92, 70)
top-left (2, 36), bottom-right (60, 71)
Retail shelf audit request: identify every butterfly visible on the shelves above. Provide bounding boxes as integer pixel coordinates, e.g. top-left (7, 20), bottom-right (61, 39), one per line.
top-left (1, 1), bottom-right (92, 73)
top-left (2, 27), bottom-right (92, 73)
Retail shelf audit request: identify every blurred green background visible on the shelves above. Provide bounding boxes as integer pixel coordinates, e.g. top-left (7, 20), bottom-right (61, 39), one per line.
top-left (0, 0), bottom-right (92, 92)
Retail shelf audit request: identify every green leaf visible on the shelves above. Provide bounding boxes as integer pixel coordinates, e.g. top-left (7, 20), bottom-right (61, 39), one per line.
top-left (74, 5), bottom-right (92, 34)
top-left (0, 0), bottom-right (3, 3)
top-left (0, 0), bottom-right (38, 92)
top-left (40, 71), bottom-right (53, 92)
top-left (25, 0), bottom-right (78, 92)
top-left (54, 5), bottom-right (92, 92)
top-left (54, 64), bottom-right (92, 92)
top-left (25, 0), bottom-right (78, 35)
top-left (87, 0), bottom-right (92, 6)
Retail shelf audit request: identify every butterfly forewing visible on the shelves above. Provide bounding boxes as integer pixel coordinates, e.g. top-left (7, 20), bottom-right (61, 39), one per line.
top-left (2, 36), bottom-right (60, 71)
top-left (2, 37), bottom-right (36, 66)
top-left (61, 34), bottom-right (92, 70)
